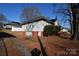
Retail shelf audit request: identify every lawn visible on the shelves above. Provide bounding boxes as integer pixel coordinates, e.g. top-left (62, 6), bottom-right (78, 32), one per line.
top-left (1, 29), bottom-right (79, 56)
top-left (1, 29), bottom-right (12, 33)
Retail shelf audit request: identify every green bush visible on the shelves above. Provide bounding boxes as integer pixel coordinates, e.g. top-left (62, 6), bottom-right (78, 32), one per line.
top-left (43, 25), bottom-right (61, 37)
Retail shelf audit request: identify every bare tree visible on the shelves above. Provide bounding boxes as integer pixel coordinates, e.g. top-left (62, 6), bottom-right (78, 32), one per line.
top-left (52, 4), bottom-right (73, 37)
top-left (52, 3), bottom-right (79, 40)
top-left (0, 13), bottom-right (6, 22)
top-left (0, 13), bottom-right (7, 29)
top-left (20, 7), bottom-right (41, 22)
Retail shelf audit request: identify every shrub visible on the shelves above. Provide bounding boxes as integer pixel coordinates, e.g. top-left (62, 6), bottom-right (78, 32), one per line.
top-left (43, 25), bottom-right (61, 37)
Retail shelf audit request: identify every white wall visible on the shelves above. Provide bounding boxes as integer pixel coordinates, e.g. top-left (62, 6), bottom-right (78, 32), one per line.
top-left (60, 29), bottom-right (70, 34)
top-left (25, 32), bottom-right (32, 36)
top-left (12, 20), bottom-right (58, 32)
top-left (12, 26), bottom-right (23, 31)
top-left (60, 29), bottom-right (68, 32)
top-left (3, 25), bottom-right (12, 29)
top-left (32, 20), bottom-right (51, 31)
top-left (54, 21), bottom-right (58, 26)
top-left (22, 23), bottom-right (33, 31)
top-left (22, 20), bottom-right (51, 32)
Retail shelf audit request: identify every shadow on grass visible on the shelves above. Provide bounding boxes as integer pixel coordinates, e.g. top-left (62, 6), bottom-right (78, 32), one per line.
top-left (0, 32), bottom-right (15, 56)
top-left (31, 36), bottom-right (47, 56)
top-left (37, 36), bottom-right (47, 56)
top-left (55, 34), bottom-right (71, 39)
top-left (0, 32), bottom-right (15, 38)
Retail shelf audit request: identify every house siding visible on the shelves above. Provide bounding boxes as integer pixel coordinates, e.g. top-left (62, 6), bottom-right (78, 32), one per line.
top-left (12, 20), bottom-right (58, 37)
top-left (22, 20), bottom-right (51, 37)
top-left (12, 26), bottom-right (23, 31)
top-left (22, 20), bottom-right (51, 32)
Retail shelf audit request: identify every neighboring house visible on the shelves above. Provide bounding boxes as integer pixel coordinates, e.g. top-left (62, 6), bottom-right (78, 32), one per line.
top-left (3, 21), bottom-right (22, 31)
top-left (21, 17), bottom-right (58, 37)
top-left (3, 24), bottom-right (12, 29)
top-left (59, 28), bottom-right (70, 35)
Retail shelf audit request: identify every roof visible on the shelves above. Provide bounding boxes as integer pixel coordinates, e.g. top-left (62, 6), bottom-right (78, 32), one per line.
top-left (4, 21), bottom-right (21, 27)
top-left (50, 18), bottom-right (57, 22)
top-left (22, 17), bottom-right (57, 25)
top-left (11, 21), bottom-right (21, 25)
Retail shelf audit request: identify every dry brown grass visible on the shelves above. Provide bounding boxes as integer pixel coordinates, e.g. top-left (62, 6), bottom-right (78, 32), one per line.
top-left (3, 30), bottom-right (79, 56)
top-left (40, 35), bottom-right (79, 56)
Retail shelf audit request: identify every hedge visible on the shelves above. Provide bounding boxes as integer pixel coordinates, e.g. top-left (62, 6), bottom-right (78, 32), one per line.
top-left (43, 25), bottom-right (61, 37)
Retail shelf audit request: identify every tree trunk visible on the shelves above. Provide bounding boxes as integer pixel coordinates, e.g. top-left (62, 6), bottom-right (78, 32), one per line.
top-left (71, 4), bottom-right (79, 40)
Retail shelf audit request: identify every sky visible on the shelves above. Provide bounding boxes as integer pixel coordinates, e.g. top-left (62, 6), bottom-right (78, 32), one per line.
top-left (0, 3), bottom-right (70, 28)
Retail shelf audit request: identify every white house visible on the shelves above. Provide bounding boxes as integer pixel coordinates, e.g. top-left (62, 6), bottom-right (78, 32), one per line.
top-left (9, 21), bottom-right (23, 31)
top-left (59, 28), bottom-right (70, 34)
top-left (3, 24), bottom-right (12, 29)
top-left (21, 18), bottom-right (58, 37)
top-left (11, 17), bottom-right (58, 37)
